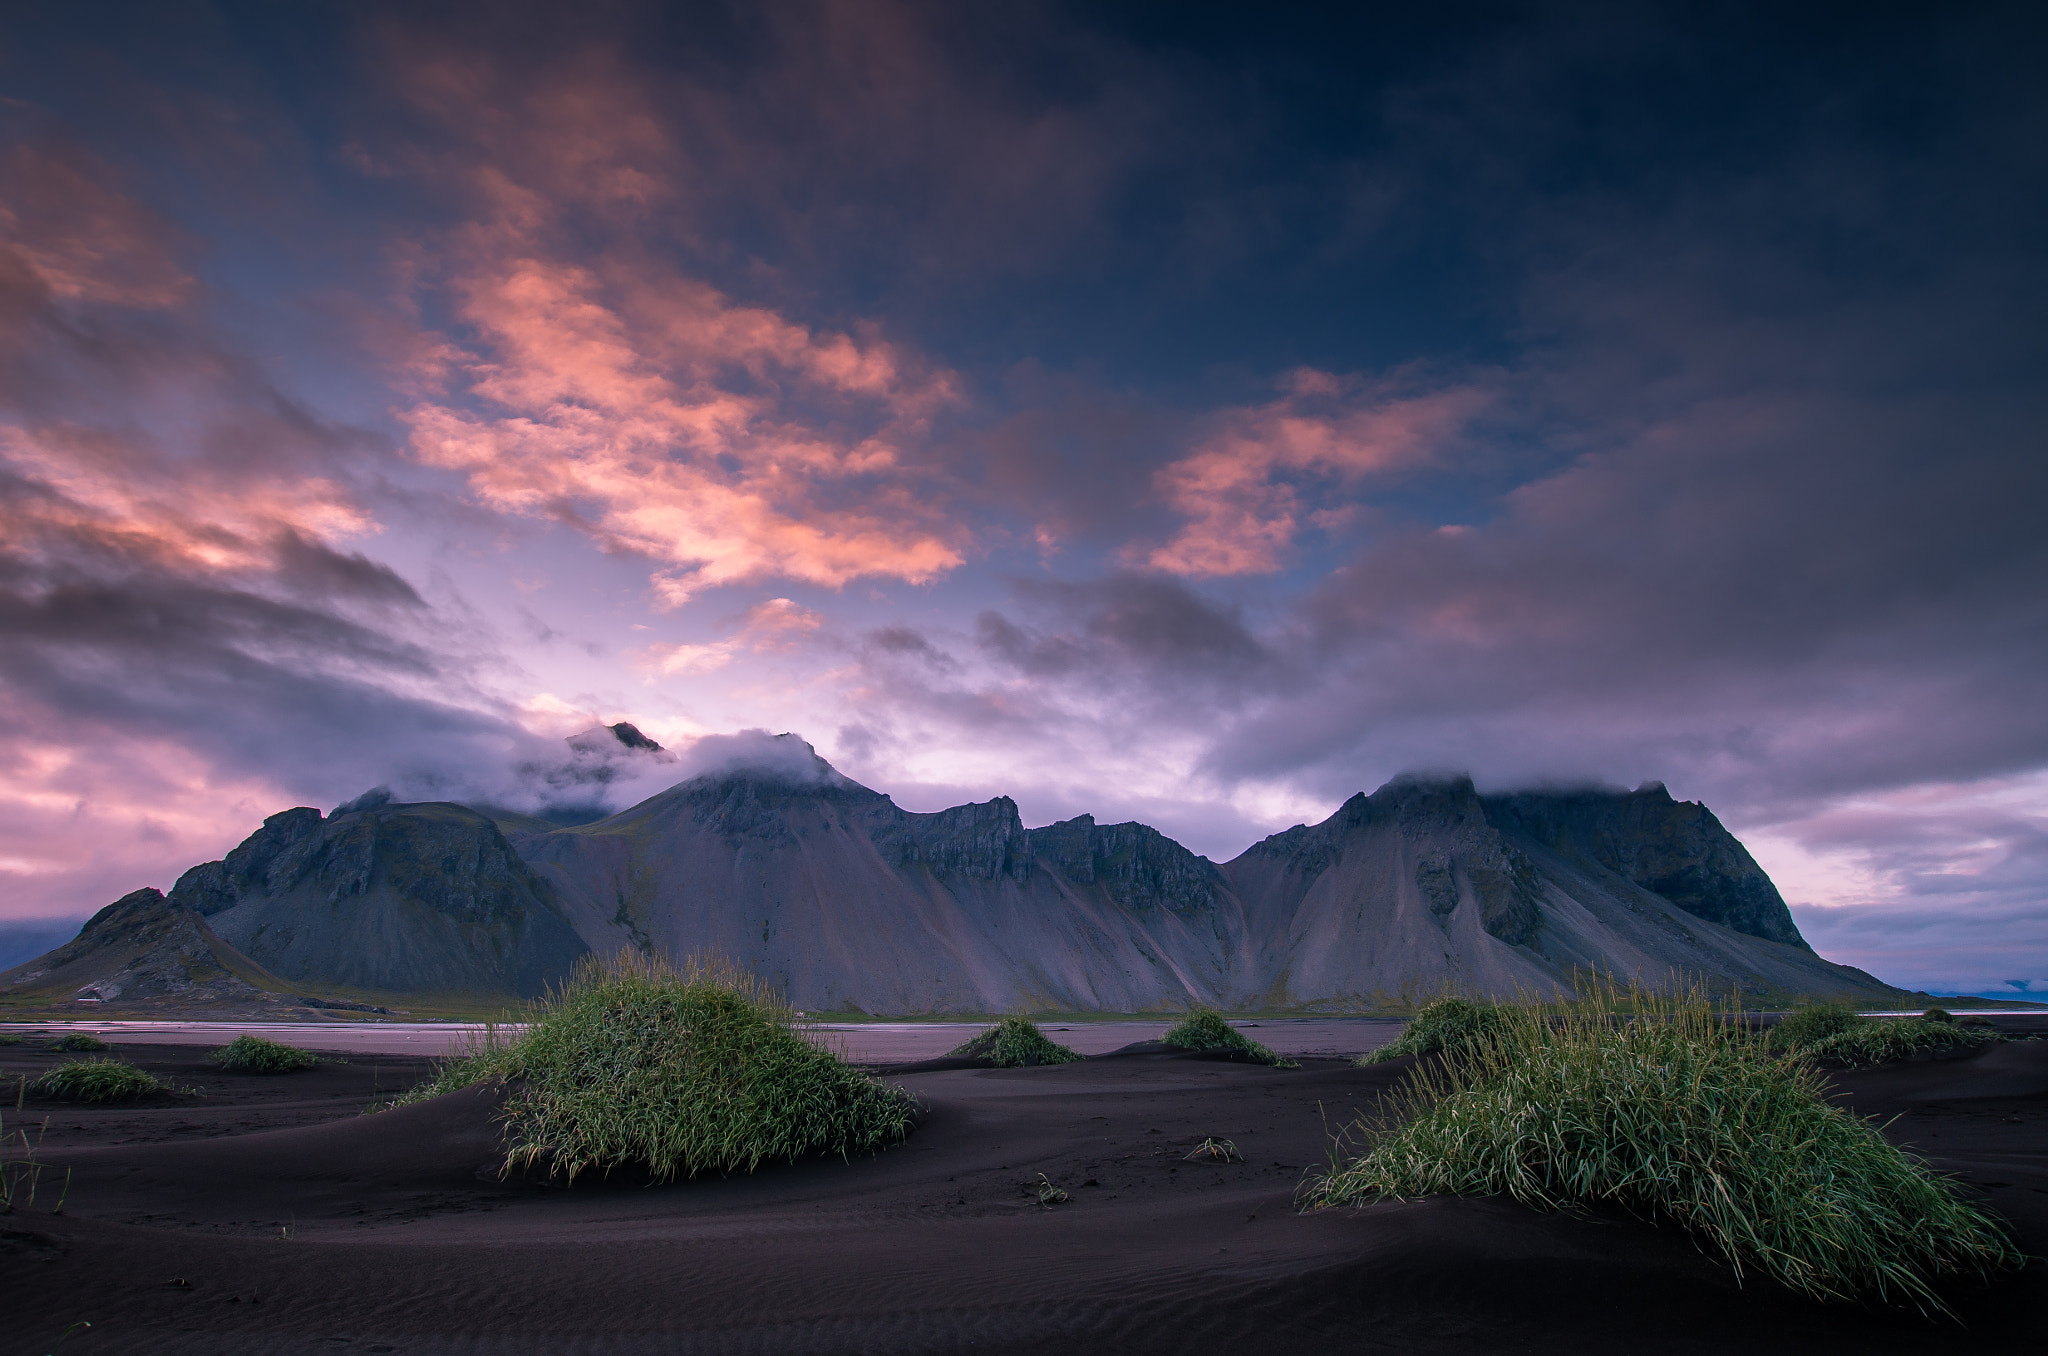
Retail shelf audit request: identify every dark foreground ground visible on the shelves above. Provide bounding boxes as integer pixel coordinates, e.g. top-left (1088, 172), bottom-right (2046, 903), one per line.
top-left (2, 1021), bottom-right (2044, 1356)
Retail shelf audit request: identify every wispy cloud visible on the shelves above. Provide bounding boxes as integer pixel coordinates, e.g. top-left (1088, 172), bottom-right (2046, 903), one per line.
top-left (0, 133), bottom-right (537, 914)
top-left (1142, 370), bottom-right (1488, 575)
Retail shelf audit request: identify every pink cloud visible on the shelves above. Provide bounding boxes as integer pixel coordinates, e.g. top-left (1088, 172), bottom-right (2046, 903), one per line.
top-left (1142, 370), bottom-right (1488, 575)
top-left (0, 711), bottom-right (290, 918)
top-left (389, 52), bottom-right (973, 606)
top-left (639, 596), bottom-right (829, 677)
top-left (2, 423), bottom-right (374, 579)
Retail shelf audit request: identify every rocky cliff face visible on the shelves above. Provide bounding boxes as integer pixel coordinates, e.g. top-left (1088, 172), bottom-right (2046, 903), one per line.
top-left (15, 750), bottom-right (1897, 1011)
top-left (870, 799), bottom-right (1226, 916)
top-left (879, 797), bottom-right (1031, 880)
top-left (1022, 815), bottom-right (1225, 917)
top-left (171, 801), bottom-right (587, 997)
top-left (1483, 784), bottom-right (1806, 947)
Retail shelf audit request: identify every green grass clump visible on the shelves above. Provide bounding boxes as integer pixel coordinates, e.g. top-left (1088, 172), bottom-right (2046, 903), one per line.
top-left (0, 1033), bottom-right (23, 1046)
top-left (1161, 1009), bottom-right (1296, 1068)
top-left (211, 1034), bottom-right (321, 1074)
top-left (1359, 995), bottom-right (1506, 1065)
top-left (948, 1015), bottom-right (1083, 1067)
top-left (1307, 983), bottom-right (2020, 1314)
top-left (404, 952), bottom-right (918, 1183)
top-left (1767, 1001), bottom-right (1865, 1053)
top-left (1768, 1002), bottom-right (1996, 1067)
top-left (33, 1058), bottom-right (162, 1102)
top-left (1800, 1016), bottom-right (1995, 1069)
top-left (46, 1033), bottom-right (108, 1052)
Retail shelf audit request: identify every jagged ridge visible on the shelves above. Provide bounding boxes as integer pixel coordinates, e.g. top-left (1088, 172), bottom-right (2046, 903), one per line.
top-left (6, 747), bottom-right (1898, 1012)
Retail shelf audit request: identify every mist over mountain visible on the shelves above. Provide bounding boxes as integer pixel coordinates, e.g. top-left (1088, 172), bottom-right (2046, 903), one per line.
top-left (1, 734), bottom-right (1897, 1013)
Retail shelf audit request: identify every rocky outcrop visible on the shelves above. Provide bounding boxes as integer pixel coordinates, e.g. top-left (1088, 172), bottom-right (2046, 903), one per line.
top-left (882, 797), bottom-right (1031, 880)
top-left (1021, 816), bottom-right (1225, 917)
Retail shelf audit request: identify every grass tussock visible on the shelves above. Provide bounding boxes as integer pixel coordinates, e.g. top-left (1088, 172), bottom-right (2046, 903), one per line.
top-left (1161, 1009), bottom-right (1297, 1068)
top-left (948, 1016), bottom-right (1083, 1067)
top-left (1767, 1001), bottom-right (1865, 1053)
top-left (46, 1033), bottom-right (108, 1053)
top-left (1770, 1002), bottom-right (1996, 1068)
top-left (0, 1033), bottom-right (24, 1046)
top-left (1359, 995), bottom-right (1505, 1065)
top-left (1799, 1016), bottom-right (1997, 1069)
top-left (33, 1058), bottom-right (162, 1103)
top-left (404, 951), bottom-right (917, 1183)
top-left (1307, 982), bottom-right (2020, 1314)
top-left (211, 1035), bottom-right (321, 1074)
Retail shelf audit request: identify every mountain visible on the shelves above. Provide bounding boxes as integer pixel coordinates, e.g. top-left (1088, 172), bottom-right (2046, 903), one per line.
top-left (507, 760), bottom-right (1254, 1013)
top-left (164, 800), bottom-right (587, 998)
top-left (1223, 776), bottom-right (1851, 1005)
top-left (505, 760), bottom-right (1886, 1012)
top-left (2, 738), bottom-right (1900, 1013)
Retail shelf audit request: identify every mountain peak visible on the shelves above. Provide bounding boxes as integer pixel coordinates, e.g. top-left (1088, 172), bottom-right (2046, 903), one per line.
top-left (608, 721), bottom-right (661, 751)
top-left (677, 731), bottom-right (862, 793)
top-left (565, 722), bottom-right (669, 756)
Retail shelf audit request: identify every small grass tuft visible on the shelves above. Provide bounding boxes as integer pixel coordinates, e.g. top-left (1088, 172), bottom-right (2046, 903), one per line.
top-left (1161, 1009), bottom-right (1297, 1068)
top-left (211, 1035), bottom-right (321, 1074)
top-left (1307, 982), bottom-right (2020, 1315)
top-left (1034, 1172), bottom-right (1069, 1206)
top-left (33, 1058), bottom-right (162, 1103)
top-left (1922, 1007), bottom-right (1956, 1023)
top-left (45, 1034), bottom-right (108, 1053)
top-left (948, 1016), bottom-right (1083, 1067)
top-left (401, 951), bottom-right (917, 1183)
top-left (1359, 995), bottom-right (1505, 1065)
top-left (1185, 1136), bottom-right (1242, 1163)
top-left (2, 1106), bottom-right (56, 1211)
top-left (0, 1034), bottom-right (23, 1046)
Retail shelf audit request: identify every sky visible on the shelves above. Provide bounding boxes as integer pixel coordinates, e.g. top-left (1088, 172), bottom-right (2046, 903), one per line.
top-left (1, 0), bottom-right (2043, 995)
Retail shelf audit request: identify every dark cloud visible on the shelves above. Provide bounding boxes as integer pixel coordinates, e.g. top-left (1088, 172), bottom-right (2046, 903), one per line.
top-left (863, 625), bottom-right (955, 670)
top-left (973, 611), bottom-right (1081, 678)
top-left (976, 573), bottom-right (1270, 685)
top-left (270, 530), bottom-right (425, 605)
top-left (0, 134), bottom-right (557, 902)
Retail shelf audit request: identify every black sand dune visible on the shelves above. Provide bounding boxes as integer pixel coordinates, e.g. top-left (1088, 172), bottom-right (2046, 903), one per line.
top-left (3, 1027), bottom-right (2043, 1355)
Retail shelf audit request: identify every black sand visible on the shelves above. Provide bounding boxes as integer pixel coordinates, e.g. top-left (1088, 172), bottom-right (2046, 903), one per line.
top-left (2, 1023), bottom-right (2043, 1355)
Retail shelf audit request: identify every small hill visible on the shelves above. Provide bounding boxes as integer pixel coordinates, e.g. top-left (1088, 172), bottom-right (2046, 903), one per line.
top-left (0, 887), bottom-right (307, 1014)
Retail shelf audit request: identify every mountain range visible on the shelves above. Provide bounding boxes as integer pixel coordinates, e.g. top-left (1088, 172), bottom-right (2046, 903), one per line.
top-left (0, 728), bottom-right (1899, 1014)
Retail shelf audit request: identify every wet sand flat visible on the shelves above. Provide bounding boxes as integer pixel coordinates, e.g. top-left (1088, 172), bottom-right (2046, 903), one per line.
top-left (1, 1031), bottom-right (2042, 1355)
